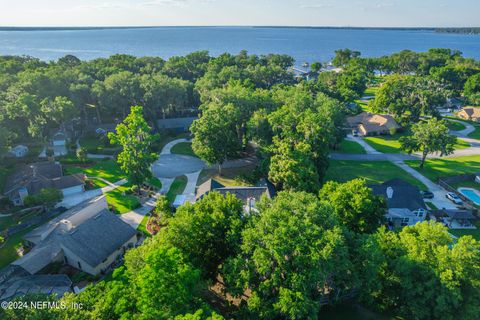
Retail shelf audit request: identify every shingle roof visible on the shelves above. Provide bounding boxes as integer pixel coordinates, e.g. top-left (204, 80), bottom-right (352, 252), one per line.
top-left (4, 162), bottom-right (84, 197)
top-left (196, 178), bottom-right (275, 203)
top-left (346, 112), bottom-right (400, 134)
top-left (370, 179), bottom-right (426, 211)
top-left (0, 274), bottom-right (72, 301)
top-left (61, 210), bottom-right (137, 267)
top-left (445, 210), bottom-right (475, 220)
top-left (196, 179), bottom-right (225, 199)
top-left (461, 107), bottom-right (480, 117)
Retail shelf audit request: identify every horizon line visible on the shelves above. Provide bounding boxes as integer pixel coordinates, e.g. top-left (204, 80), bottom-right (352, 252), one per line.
top-left (0, 25), bottom-right (479, 30)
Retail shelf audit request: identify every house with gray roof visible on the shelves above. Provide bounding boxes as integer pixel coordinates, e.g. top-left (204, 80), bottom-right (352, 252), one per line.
top-left (3, 161), bottom-right (85, 206)
top-left (196, 178), bottom-right (276, 212)
top-left (370, 179), bottom-right (427, 228)
top-left (0, 275), bottom-right (72, 301)
top-left (12, 197), bottom-right (138, 276)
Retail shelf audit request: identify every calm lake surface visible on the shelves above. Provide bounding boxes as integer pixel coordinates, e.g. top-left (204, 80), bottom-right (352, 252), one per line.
top-left (0, 27), bottom-right (479, 64)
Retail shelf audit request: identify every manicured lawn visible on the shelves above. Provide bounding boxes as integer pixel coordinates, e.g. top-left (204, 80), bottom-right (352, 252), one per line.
top-left (106, 185), bottom-right (141, 214)
top-left (363, 132), bottom-right (468, 153)
top-left (171, 142), bottom-right (197, 157)
top-left (197, 165), bottom-right (257, 187)
top-left (152, 132), bottom-right (191, 153)
top-left (80, 137), bottom-right (120, 155)
top-left (454, 138), bottom-right (471, 150)
top-left (337, 139), bottom-right (366, 154)
top-left (468, 126), bottom-right (480, 140)
top-left (449, 222), bottom-right (480, 241)
top-left (364, 86), bottom-right (379, 97)
top-left (137, 215), bottom-right (151, 236)
top-left (325, 160), bottom-right (427, 190)
top-left (364, 136), bottom-right (403, 154)
top-left (147, 177), bottom-right (162, 189)
top-left (405, 155), bottom-right (480, 182)
top-left (85, 178), bottom-right (109, 190)
top-left (166, 176), bottom-right (188, 203)
top-left (356, 99), bottom-right (373, 112)
top-left (65, 160), bottom-right (126, 183)
top-left (0, 224), bottom-right (38, 269)
top-left (446, 120), bottom-right (466, 131)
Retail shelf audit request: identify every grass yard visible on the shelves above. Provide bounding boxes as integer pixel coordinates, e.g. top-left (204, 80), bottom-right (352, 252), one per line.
top-left (363, 135), bottom-right (403, 153)
top-left (85, 178), bottom-right (109, 190)
top-left (137, 215), bottom-right (151, 236)
top-left (166, 176), bottom-right (188, 203)
top-left (468, 126), bottom-right (480, 140)
top-left (454, 138), bottom-right (471, 150)
top-left (0, 224), bottom-right (38, 269)
top-left (147, 177), bottom-right (162, 189)
top-left (364, 86), bottom-right (379, 97)
top-left (152, 132), bottom-right (191, 153)
top-left (325, 160), bottom-right (427, 190)
top-left (363, 132), bottom-right (469, 154)
top-left (197, 165), bottom-right (257, 187)
top-left (80, 136), bottom-right (121, 155)
top-left (170, 142), bottom-right (197, 157)
top-left (449, 222), bottom-right (480, 241)
top-left (106, 185), bottom-right (141, 214)
top-left (405, 155), bottom-right (480, 182)
top-left (337, 139), bottom-right (367, 154)
top-left (446, 120), bottom-right (467, 132)
top-left (65, 160), bottom-right (126, 183)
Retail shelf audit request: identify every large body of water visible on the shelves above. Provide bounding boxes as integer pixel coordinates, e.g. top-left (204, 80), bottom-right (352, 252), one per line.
top-left (0, 27), bottom-right (479, 64)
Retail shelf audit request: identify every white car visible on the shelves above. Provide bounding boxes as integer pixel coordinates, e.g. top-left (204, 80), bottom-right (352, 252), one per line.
top-left (446, 192), bottom-right (463, 205)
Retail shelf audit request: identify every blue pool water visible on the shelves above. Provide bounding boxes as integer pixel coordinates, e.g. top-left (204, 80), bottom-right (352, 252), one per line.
top-left (458, 188), bottom-right (480, 205)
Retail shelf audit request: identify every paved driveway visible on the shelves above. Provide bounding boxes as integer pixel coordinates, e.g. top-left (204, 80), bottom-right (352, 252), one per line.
top-left (152, 154), bottom-right (206, 178)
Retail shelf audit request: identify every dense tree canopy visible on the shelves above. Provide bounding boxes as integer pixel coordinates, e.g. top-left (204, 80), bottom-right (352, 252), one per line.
top-left (320, 179), bottom-right (386, 233)
top-left (108, 106), bottom-right (158, 188)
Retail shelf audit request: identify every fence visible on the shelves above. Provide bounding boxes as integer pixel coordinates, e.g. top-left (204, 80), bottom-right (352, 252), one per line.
top-left (438, 175), bottom-right (479, 215)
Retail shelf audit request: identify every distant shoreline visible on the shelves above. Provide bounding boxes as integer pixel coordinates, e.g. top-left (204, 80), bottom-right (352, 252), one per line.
top-left (0, 26), bottom-right (478, 33)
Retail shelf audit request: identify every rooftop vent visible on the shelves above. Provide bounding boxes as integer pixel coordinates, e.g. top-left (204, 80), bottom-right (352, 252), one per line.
top-left (386, 187), bottom-right (394, 199)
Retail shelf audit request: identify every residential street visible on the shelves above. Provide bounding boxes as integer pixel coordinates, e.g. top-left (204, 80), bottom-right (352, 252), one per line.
top-left (334, 120), bottom-right (479, 210)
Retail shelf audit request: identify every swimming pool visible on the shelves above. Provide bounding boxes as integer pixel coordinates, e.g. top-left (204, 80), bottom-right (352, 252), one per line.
top-left (458, 188), bottom-right (480, 206)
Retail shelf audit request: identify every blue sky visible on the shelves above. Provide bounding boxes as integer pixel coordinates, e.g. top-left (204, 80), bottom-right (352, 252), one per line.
top-left (0, 0), bottom-right (478, 27)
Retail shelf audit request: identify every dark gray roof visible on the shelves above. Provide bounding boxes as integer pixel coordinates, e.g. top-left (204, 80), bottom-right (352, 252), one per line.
top-left (196, 179), bottom-right (225, 199)
top-left (196, 178), bottom-right (275, 203)
top-left (61, 210), bottom-right (137, 267)
top-left (4, 162), bottom-right (84, 197)
top-left (51, 174), bottom-right (85, 189)
top-left (444, 210), bottom-right (476, 220)
top-left (216, 187), bottom-right (271, 203)
top-left (0, 274), bottom-right (72, 301)
top-left (370, 179), bottom-right (426, 211)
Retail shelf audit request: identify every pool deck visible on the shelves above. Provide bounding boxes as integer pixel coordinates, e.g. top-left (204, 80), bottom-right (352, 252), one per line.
top-left (458, 187), bottom-right (480, 206)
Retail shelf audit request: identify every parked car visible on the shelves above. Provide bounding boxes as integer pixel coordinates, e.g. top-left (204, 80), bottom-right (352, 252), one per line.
top-left (446, 192), bottom-right (463, 205)
top-left (420, 191), bottom-right (434, 199)
top-left (352, 129), bottom-right (359, 137)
